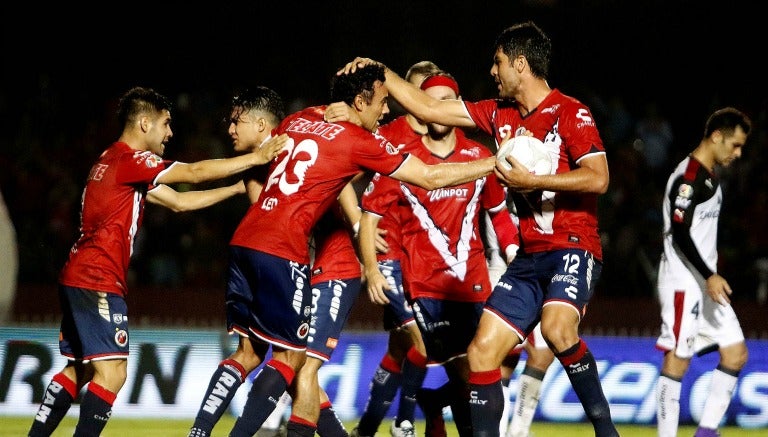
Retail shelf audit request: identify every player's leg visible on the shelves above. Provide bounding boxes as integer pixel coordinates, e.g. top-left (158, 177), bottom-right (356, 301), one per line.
top-left (356, 260), bottom-right (413, 437)
top-left (317, 387), bottom-right (348, 437)
top-left (73, 358), bottom-right (127, 437)
top-left (655, 269), bottom-right (704, 437)
top-left (191, 248), bottom-right (271, 437)
top-left (694, 343), bottom-right (747, 436)
top-left (507, 329), bottom-right (553, 437)
top-left (230, 250), bottom-right (312, 437)
top-left (393, 324), bottom-right (428, 432)
top-left (541, 250), bottom-right (617, 437)
top-left (467, 311), bottom-right (521, 437)
top-left (498, 350), bottom-right (521, 437)
top-left (28, 361), bottom-right (91, 437)
top-left (695, 300), bottom-right (749, 436)
top-left (257, 391), bottom-right (292, 437)
top-left (28, 286), bottom-right (92, 437)
top-left (290, 357), bottom-right (325, 436)
top-left (190, 336), bottom-right (267, 437)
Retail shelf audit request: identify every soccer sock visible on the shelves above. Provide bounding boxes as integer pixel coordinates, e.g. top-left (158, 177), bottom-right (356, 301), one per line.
top-left (556, 339), bottom-right (618, 437)
top-left (74, 382), bottom-right (116, 437)
top-left (468, 368), bottom-right (504, 437)
top-left (230, 360), bottom-right (295, 437)
top-left (508, 365), bottom-right (545, 437)
top-left (356, 354), bottom-right (402, 436)
top-left (417, 384), bottom-right (448, 437)
top-left (190, 359), bottom-right (247, 434)
top-left (698, 365), bottom-right (739, 429)
top-left (498, 383), bottom-right (511, 437)
top-left (286, 414), bottom-right (317, 437)
top-left (395, 347), bottom-right (428, 426)
top-left (262, 391), bottom-right (291, 430)
top-left (317, 401), bottom-right (348, 437)
top-left (656, 373), bottom-right (682, 437)
top-left (28, 373), bottom-right (77, 437)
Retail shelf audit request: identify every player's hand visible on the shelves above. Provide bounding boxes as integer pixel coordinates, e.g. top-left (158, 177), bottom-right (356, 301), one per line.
top-left (364, 267), bottom-right (391, 305)
top-left (324, 102), bottom-right (353, 123)
top-left (706, 273), bottom-right (732, 306)
top-left (504, 244), bottom-right (519, 264)
top-left (255, 133), bottom-right (288, 164)
top-left (374, 228), bottom-right (389, 254)
top-left (336, 57), bottom-right (384, 75)
top-left (494, 156), bottom-right (535, 192)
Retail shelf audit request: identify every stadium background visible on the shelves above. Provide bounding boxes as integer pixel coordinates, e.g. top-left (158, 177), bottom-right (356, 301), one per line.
top-left (1, 0), bottom-right (766, 429)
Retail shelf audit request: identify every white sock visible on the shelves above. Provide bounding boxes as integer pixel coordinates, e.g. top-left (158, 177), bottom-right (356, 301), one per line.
top-left (698, 368), bottom-right (738, 429)
top-left (656, 375), bottom-right (682, 437)
top-left (499, 384), bottom-right (511, 437)
top-left (507, 372), bottom-right (543, 437)
top-left (262, 391), bottom-right (291, 429)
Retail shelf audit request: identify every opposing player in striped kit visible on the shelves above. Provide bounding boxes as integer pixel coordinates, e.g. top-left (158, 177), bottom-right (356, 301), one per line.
top-left (655, 107), bottom-right (752, 437)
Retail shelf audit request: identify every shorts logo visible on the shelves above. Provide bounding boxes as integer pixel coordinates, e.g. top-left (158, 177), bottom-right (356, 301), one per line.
top-left (114, 329), bottom-right (128, 347)
top-left (113, 314), bottom-right (124, 324)
top-left (325, 337), bottom-right (338, 349)
top-left (297, 322), bottom-right (310, 339)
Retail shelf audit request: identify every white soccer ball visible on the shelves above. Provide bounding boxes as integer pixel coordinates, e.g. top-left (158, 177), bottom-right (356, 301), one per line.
top-left (495, 135), bottom-right (552, 175)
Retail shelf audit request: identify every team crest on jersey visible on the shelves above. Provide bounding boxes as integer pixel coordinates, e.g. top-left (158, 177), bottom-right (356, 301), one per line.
top-left (678, 183), bottom-right (693, 198)
top-left (113, 313), bottom-right (124, 324)
top-left (297, 322), bottom-right (310, 339)
top-left (541, 104), bottom-right (560, 114)
top-left (460, 147), bottom-right (481, 158)
top-left (134, 151), bottom-right (162, 168)
top-left (114, 329), bottom-right (128, 347)
top-left (363, 182), bottom-right (375, 196)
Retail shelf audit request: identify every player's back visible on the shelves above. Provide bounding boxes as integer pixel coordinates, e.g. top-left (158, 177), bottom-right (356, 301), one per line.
top-left (231, 106), bottom-right (405, 265)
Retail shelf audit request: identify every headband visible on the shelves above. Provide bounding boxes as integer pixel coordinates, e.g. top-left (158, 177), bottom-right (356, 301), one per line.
top-left (420, 75), bottom-right (460, 96)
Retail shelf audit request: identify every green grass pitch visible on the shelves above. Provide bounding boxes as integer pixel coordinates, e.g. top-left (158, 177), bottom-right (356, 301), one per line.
top-left (2, 416), bottom-right (763, 436)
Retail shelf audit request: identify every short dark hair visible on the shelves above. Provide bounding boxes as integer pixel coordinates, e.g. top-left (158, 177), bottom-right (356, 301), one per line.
top-left (117, 86), bottom-right (171, 128)
top-left (704, 107), bottom-right (752, 139)
top-left (330, 64), bottom-right (386, 106)
top-left (231, 86), bottom-right (286, 126)
top-left (494, 21), bottom-right (552, 79)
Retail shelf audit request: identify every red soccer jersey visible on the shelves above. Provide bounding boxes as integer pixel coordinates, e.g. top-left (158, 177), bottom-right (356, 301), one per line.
top-left (463, 89), bottom-right (604, 259)
top-left (310, 204), bottom-right (361, 284)
top-left (371, 115), bottom-right (425, 262)
top-left (58, 142), bottom-right (174, 296)
top-left (363, 135), bottom-right (507, 303)
top-left (230, 106), bottom-right (408, 264)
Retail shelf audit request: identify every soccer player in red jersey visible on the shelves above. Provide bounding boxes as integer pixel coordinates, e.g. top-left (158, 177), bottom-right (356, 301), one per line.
top-left (224, 64), bottom-right (496, 437)
top-left (351, 60), bottom-right (444, 437)
top-left (27, 86), bottom-right (286, 437)
top-left (331, 20), bottom-right (618, 437)
top-left (358, 73), bottom-right (519, 437)
top-left (189, 86), bottom-right (288, 437)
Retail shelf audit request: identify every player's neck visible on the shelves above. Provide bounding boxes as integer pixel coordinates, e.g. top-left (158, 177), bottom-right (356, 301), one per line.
top-left (691, 142), bottom-right (716, 172)
top-left (422, 129), bottom-right (456, 157)
top-left (517, 80), bottom-right (552, 116)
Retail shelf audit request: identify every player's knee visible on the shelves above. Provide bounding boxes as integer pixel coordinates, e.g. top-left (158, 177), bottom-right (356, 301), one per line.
top-left (721, 342), bottom-right (748, 370)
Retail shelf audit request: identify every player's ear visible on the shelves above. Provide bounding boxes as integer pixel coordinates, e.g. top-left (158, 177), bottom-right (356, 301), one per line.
top-left (353, 94), bottom-right (366, 111)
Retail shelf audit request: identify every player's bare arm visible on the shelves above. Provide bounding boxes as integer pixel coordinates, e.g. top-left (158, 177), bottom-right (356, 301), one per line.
top-left (157, 133), bottom-right (288, 184)
top-left (331, 57), bottom-right (474, 128)
top-left (359, 212), bottom-right (391, 305)
top-left (146, 182), bottom-right (245, 212)
top-left (496, 153), bottom-right (608, 194)
top-left (393, 155), bottom-right (496, 191)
